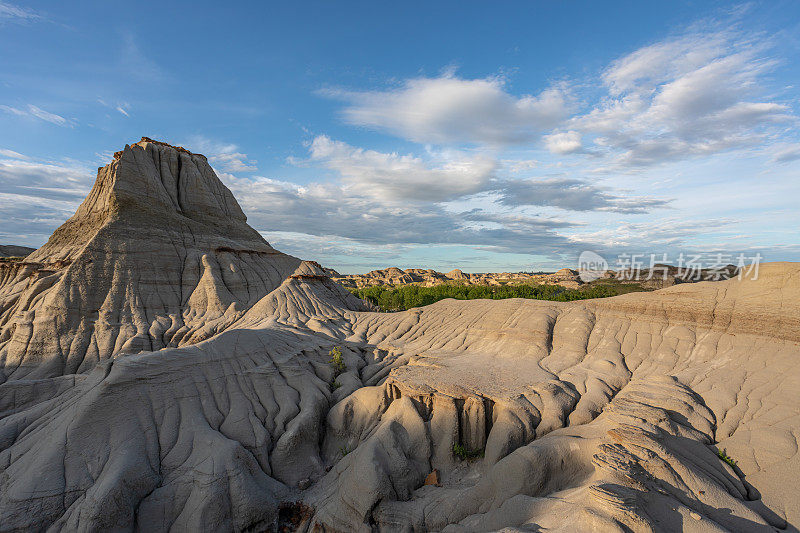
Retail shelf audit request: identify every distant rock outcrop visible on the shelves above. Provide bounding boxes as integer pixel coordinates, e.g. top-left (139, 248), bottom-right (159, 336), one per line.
top-left (446, 268), bottom-right (468, 280)
top-left (331, 266), bottom-right (570, 289)
top-left (0, 245), bottom-right (34, 258)
top-left (332, 263), bottom-right (737, 291)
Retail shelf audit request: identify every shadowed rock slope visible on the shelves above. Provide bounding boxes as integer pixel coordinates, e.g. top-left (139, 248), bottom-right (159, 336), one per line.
top-left (0, 140), bottom-right (798, 532)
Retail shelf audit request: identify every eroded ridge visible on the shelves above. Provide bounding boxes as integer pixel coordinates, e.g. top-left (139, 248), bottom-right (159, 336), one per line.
top-left (0, 141), bottom-right (798, 532)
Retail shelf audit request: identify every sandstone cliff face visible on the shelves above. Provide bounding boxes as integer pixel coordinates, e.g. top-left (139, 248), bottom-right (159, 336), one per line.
top-left (0, 140), bottom-right (797, 532)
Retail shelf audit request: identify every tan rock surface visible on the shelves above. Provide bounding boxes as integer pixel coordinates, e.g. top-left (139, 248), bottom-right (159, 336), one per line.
top-left (0, 140), bottom-right (797, 532)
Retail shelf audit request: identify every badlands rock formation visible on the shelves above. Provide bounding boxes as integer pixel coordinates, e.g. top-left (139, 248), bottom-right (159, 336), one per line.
top-left (331, 267), bottom-right (585, 289)
top-left (0, 139), bottom-right (798, 532)
top-left (0, 138), bottom-right (308, 382)
top-left (331, 265), bottom-right (735, 291)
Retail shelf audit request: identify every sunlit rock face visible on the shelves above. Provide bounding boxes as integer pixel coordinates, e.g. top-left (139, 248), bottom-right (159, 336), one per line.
top-left (0, 139), bottom-right (798, 532)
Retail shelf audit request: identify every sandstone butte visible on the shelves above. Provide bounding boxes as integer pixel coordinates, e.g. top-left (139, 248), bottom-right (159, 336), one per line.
top-left (0, 138), bottom-right (798, 532)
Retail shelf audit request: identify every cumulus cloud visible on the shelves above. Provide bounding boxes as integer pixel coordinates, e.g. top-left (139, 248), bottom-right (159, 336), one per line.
top-left (543, 131), bottom-right (582, 154)
top-left (305, 135), bottom-right (497, 202)
top-left (323, 73), bottom-right (570, 145)
top-left (222, 173), bottom-right (577, 256)
top-left (187, 136), bottom-right (258, 172)
top-left (497, 177), bottom-right (670, 213)
top-left (319, 25), bottom-right (793, 172)
top-left (573, 29), bottom-right (794, 167)
top-left (295, 135), bottom-right (669, 213)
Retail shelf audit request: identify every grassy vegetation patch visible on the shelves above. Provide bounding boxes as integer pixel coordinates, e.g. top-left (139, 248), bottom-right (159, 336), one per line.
top-left (452, 443), bottom-right (485, 460)
top-left (349, 281), bottom-right (642, 312)
top-left (717, 448), bottom-right (738, 468)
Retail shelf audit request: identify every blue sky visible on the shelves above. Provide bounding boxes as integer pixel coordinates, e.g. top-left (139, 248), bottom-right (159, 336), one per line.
top-left (1, 1), bottom-right (799, 273)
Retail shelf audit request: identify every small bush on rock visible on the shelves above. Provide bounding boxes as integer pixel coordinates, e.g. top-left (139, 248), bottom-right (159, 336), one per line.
top-left (453, 443), bottom-right (484, 460)
top-left (329, 346), bottom-right (346, 375)
top-left (717, 448), bottom-right (738, 468)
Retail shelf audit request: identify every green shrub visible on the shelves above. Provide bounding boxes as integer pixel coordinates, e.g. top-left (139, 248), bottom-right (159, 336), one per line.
top-left (329, 346), bottom-right (346, 375)
top-left (717, 448), bottom-right (738, 468)
top-left (452, 442), bottom-right (484, 460)
top-left (349, 282), bottom-right (633, 312)
top-left (330, 380), bottom-right (341, 392)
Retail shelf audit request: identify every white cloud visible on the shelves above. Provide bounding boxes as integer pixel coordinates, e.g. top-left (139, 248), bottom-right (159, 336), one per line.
top-left (97, 99), bottom-right (133, 118)
top-left (306, 135), bottom-right (497, 202)
top-left (216, 136), bottom-right (670, 263)
top-left (0, 104), bottom-right (69, 126)
top-left (497, 177), bottom-right (670, 213)
top-left (324, 73), bottom-right (570, 145)
top-left (573, 29), bottom-right (794, 167)
top-left (0, 148), bottom-right (29, 160)
top-left (770, 143), bottom-right (800, 164)
top-left (258, 230), bottom-right (408, 271)
top-left (220, 171), bottom-right (578, 257)
top-left (601, 33), bottom-right (730, 96)
top-left (544, 130), bottom-right (582, 154)
top-left (0, 155), bottom-right (94, 244)
top-left (292, 135), bottom-right (669, 216)
top-left (0, 105), bottom-right (25, 117)
top-left (319, 26), bottom-right (793, 171)
top-left (0, 157), bottom-right (92, 201)
top-left (27, 105), bottom-right (67, 125)
top-left (502, 159), bottom-right (539, 173)
top-left (0, 2), bottom-right (39, 23)
top-left (568, 218), bottom-right (735, 251)
top-left (186, 136), bottom-right (258, 172)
